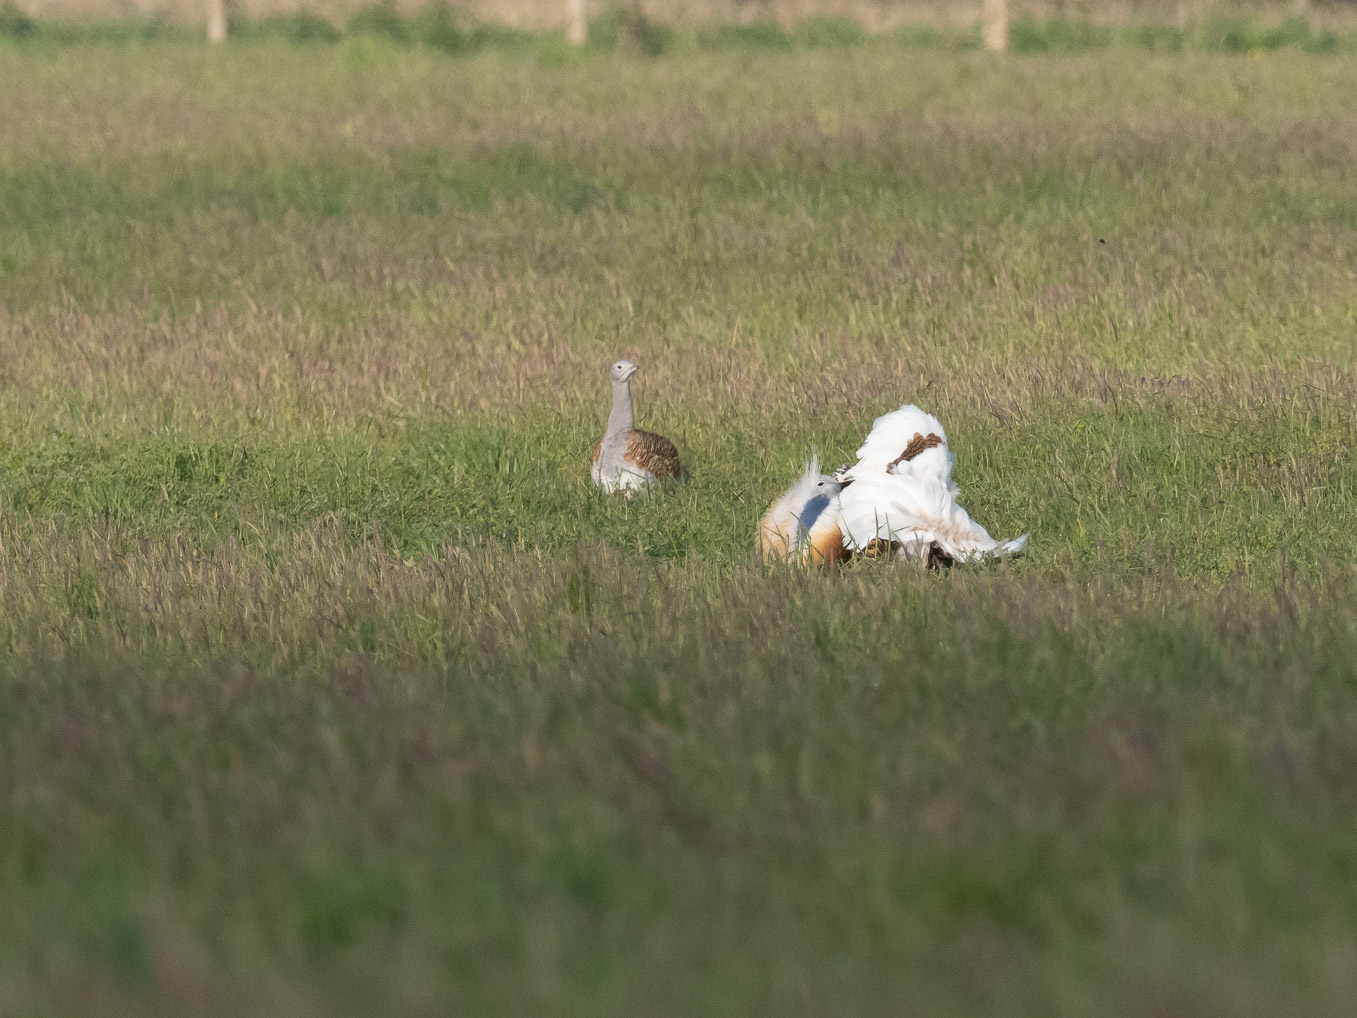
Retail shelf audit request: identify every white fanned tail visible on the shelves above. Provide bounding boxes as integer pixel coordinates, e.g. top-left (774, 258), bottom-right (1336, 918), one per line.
top-left (838, 474), bottom-right (1027, 563)
top-left (837, 403), bottom-right (1028, 563)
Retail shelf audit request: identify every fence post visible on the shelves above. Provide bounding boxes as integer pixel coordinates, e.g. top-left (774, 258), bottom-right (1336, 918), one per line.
top-left (207, 0), bottom-right (227, 42)
top-left (566, 0), bottom-right (586, 45)
top-left (983, 0), bottom-right (1007, 51)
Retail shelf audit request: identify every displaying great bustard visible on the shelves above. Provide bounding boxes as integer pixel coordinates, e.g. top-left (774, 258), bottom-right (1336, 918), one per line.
top-left (590, 359), bottom-right (686, 494)
top-left (758, 404), bottom-right (1027, 568)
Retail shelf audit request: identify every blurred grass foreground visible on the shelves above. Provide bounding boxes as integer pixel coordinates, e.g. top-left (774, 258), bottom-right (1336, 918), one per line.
top-left (2, 18), bottom-right (1357, 1018)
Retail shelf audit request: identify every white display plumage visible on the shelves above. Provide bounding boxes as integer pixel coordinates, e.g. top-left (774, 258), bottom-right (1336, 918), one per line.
top-left (841, 404), bottom-right (955, 489)
top-left (835, 404), bottom-right (1027, 564)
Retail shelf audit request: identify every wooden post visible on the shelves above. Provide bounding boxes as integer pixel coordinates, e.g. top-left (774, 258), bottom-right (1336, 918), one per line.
top-left (207, 0), bottom-right (227, 43)
top-left (566, 0), bottom-right (586, 45)
top-left (982, 0), bottom-right (1007, 51)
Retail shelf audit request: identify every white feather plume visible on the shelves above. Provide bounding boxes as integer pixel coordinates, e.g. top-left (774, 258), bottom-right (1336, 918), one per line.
top-left (840, 404), bottom-right (955, 491)
top-left (837, 404), bottom-right (1027, 564)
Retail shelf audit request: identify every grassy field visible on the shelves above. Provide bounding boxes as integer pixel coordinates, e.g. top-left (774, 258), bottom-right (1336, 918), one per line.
top-left (2, 38), bottom-right (1357, 1016)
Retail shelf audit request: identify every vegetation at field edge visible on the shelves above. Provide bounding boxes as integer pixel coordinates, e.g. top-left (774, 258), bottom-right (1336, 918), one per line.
top-left (2, 0), bottom-right (1357, 55)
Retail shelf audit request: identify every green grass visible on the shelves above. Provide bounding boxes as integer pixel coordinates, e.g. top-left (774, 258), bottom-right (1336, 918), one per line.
top-left (2, 42), bottom-right (1357, 1016)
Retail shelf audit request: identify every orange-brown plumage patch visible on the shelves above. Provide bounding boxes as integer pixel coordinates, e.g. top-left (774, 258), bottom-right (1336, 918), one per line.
top-left (807, 518), bottom-right (851, 569)
top-left (757, 512), bottom-right (797, 564)
top-left (758, 505), bottom-right (848, 570)
top-left (590, 442), bottom-right (602, 468)
top-left (863, 537), bottom-right (899, 561)
top-left (886, 432), bottom-right (943, 471)
top-left (625, 430), bottom-right (684, 480)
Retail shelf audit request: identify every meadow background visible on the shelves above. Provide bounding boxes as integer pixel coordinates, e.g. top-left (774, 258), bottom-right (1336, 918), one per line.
top-left (2, 17), bottom-right (1357, 1017)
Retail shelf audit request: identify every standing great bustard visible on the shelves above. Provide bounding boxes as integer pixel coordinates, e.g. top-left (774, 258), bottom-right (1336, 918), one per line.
top-left (590, 359), bottom-right (686, 494)
top-left (758, 404), bottom-right (1027, 568)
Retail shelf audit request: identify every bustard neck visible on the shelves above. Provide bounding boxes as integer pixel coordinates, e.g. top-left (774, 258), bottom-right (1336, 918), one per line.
top-left (605, 378), bottom-right (634, 441)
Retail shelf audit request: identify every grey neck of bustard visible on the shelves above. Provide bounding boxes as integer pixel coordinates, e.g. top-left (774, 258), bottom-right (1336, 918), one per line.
top-left (604, 377), bottom-right (634, 447)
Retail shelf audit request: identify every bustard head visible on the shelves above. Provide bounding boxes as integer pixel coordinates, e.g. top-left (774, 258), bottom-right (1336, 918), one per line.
top-left (812, 473), bottom-right (844, 496)
top-left (609, 359), bottom-right (639, 383)
top-left (796, 471), bottom-right (844, 534)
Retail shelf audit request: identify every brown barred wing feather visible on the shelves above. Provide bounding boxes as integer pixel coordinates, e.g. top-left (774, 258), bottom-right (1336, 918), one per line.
top-left (625, 430), bottom-right (685, 481)
top-left (886, 432), bottom-right (943, 471)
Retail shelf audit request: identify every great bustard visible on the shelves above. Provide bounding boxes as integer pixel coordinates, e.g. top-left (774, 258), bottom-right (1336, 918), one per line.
top-left (759, 404), bottom-right (1027, 568)
top-left (590, 359), bottom-right (685, 494)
